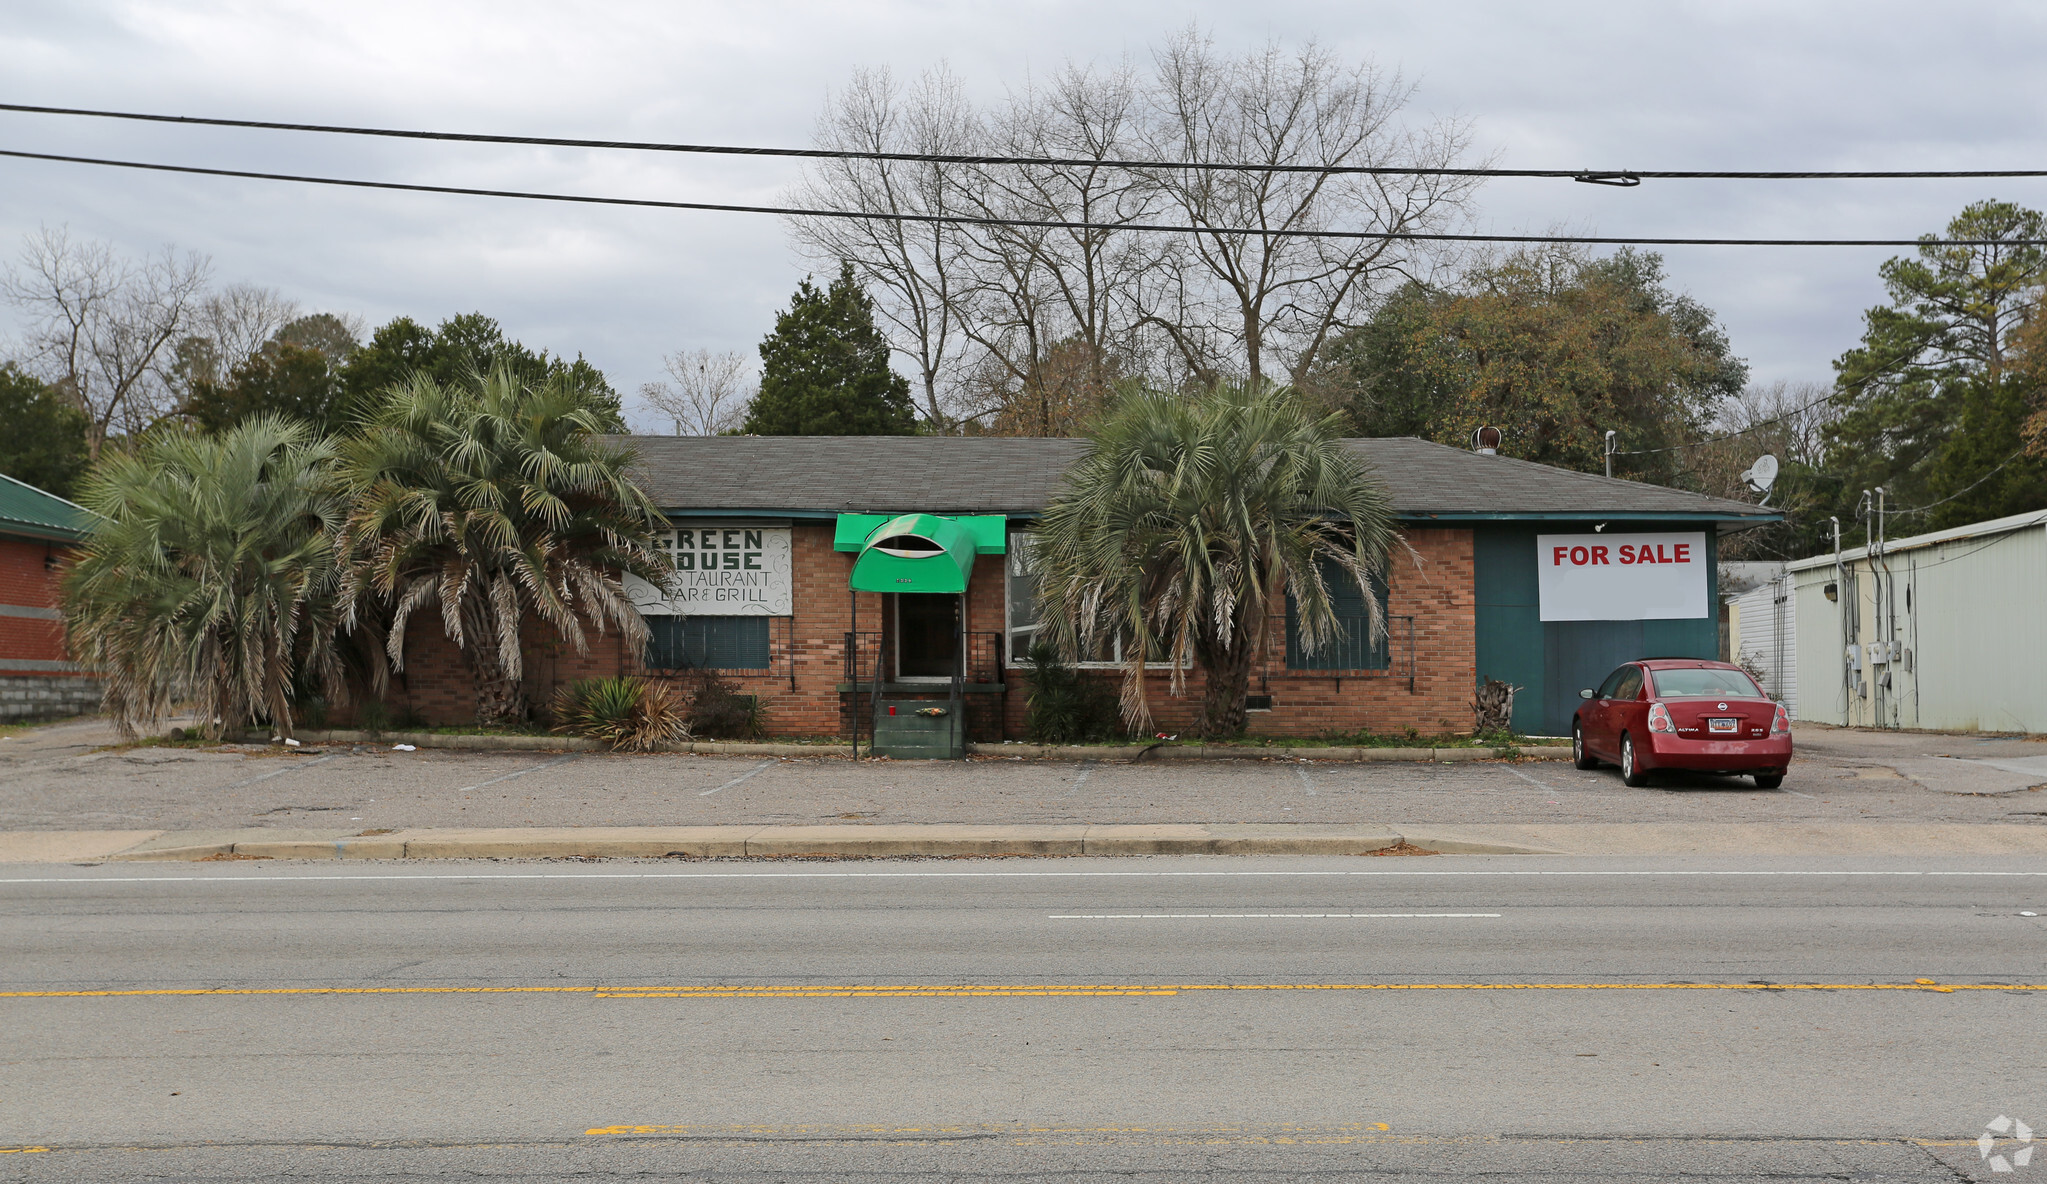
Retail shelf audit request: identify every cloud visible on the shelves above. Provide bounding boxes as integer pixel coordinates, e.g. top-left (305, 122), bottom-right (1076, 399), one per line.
top-left (4, 0), bottom-right (2044, 429)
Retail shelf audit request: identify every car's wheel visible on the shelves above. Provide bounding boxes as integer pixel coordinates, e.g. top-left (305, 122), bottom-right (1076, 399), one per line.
top-left (1619, 733), bottom-right (1650, 788)
top-left (1754, 773), bottom-right (1785, 790)
top-left (1572, 722), bottom-right (1598, 769)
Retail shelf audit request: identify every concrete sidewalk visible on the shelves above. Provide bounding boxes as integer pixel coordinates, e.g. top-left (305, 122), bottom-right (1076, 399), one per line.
top-left (12, 820), bottom-right (2047, 863)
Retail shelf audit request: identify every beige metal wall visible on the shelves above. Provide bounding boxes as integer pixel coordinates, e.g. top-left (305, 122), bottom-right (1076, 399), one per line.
top-left (1791, 520), bottom-right (2047, 732)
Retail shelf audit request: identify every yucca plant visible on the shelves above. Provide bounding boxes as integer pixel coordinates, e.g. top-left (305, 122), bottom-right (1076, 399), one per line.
top-left (63, 415), bottom-right (346, 740)
top-left (1031, 384), bottom-right (1400, 738)
top-left (339, 365), bottom-right (672, 726)
top-left (550, 676), bottom-right (689, 751)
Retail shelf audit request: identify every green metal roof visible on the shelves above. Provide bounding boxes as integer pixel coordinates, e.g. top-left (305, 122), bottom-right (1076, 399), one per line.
top-left (0, 473), bottom-right (90, 543)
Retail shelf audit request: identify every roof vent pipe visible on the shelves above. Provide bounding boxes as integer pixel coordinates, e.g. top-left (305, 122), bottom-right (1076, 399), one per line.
top-left (1471, 426), bottom-right (1502, 455)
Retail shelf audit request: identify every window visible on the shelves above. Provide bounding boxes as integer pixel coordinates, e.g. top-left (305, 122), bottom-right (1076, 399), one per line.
top-left (1650, 668), bottom-right (1763, 698)
top-left (1005, 532), bottom-right (1152, 667)
top-left (1612, 667), bottom-right (1644, 700)
top-left (1285, 561), bottom-right (1390, 671)
top-left (1005, 535), bottom-right (1041, 662)
top-left (645, 616), bottom-right (770, 671)
top-left (1596, 666), bottom-right (1631, 699)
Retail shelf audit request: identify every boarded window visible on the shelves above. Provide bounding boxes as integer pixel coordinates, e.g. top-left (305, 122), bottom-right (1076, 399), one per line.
top-left (1285, 561), bottom-right (1390, 671)
top-left (645, 616), bottom-right (771, 670)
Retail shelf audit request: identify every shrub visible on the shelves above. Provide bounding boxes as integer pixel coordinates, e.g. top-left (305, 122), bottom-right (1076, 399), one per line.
top-left (679, 668), bottom-right (768, 740)
top-left (1023, 642), bottom-right (1124, 743)
top-left (550, 676), bottom-right (689, 751)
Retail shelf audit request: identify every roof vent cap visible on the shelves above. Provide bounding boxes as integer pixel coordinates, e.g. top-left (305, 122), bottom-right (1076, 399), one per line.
top-left (1471, 426), bottom-right (1502, 455)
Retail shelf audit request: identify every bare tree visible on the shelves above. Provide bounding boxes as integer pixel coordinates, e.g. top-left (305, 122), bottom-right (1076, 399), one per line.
top-left (639, 348), bottom-right (754, 435)
top-left (956, 60), bottom-right (1170, 424)
top-left (3, 227), bottom-right (211, 457)
top-left (788, 31), bottom-right (1482, 429)
top-left (1140, 31), bottom-right (1480, 388)
top-left (175, 283), bottom-right (304, 388)
top-left (785, 66), bottom-right (979, 428)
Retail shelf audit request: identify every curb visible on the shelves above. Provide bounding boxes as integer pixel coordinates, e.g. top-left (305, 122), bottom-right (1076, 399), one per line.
top-left (966, 743), bottom-right (1569, 762)
top-left (257, 731), bottom-right (1569, 763)
top-left (283, 730), bottom-right (854, 758)
top-left (101, 824), bottom-right (1562, 862)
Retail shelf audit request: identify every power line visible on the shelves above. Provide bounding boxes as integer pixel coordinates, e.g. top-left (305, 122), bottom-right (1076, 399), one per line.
top-left (1884, 450), bottom-right (2031, 517)
top-left (9, 147), bottom-right (2047, 248)
top-left (1615, 386), bottom-right (1844, 457)
top-left (5, 102), bottom-right (2047, 183)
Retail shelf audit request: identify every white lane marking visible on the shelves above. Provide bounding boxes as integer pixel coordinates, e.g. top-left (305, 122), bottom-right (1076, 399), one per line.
top-left (1051, 912), bottom-right (1502, 919)
top-left (1294, 765), bottom-right (1317, 796)
top-left (1069, 760), bottom-right (1096, 793)
top-left (1501, 765), bottom-right (1548, 788)
top-left (217, 753), bottom-right (341, 791)
top-left (452, 753), bottom-right (580, 794)
top-left (700, 760), bottom-right (774, 797)
top-left (1778, 787), bottom-right (1818, 799)
top-left (7, 870), bottom-right (2047, 885)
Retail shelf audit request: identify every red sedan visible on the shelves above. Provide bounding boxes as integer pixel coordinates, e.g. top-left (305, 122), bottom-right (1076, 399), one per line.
top-left (1571, 658), bottom-right (1792, 789)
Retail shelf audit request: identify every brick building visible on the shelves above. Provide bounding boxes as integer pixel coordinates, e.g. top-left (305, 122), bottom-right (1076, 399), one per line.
top-left (0, 474), bottom-right (98, 721)
top-left (532, 435), bottom-right (1772, 744)
top-left (376, 436), bottom-right (1773, 741)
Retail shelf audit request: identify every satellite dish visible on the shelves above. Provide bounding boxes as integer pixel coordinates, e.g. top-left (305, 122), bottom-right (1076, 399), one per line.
top-left (1740, 454), bottom-right (1780, 503)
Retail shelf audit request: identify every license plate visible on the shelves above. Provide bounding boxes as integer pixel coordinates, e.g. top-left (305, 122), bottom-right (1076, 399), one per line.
top-left (1708, 718), bottom-right (1739, 734)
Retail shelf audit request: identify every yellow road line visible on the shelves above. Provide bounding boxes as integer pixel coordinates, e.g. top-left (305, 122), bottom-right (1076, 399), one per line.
top-left (1, 978), bottom-right (2039, 999)
top-left (0, 1148), bottom-right (50, 1154)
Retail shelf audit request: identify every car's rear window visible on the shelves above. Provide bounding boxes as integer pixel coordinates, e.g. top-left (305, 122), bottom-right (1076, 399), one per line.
top-left (1650, 668), bottom-right (1764, 698)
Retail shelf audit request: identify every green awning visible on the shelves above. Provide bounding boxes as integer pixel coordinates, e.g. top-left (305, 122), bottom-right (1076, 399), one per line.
top-left (842, 513), bottom-right (981, 593)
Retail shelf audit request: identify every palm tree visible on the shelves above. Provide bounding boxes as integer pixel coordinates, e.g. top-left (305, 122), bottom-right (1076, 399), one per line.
top-left (339, 365), bottom-right (670, 726)
top-left (1032, 385), bottom-right (1400, 738)
top-left (63, 415), bottom-right (345, 739)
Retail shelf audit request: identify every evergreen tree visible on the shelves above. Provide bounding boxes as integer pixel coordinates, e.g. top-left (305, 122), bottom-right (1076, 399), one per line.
top-left (0, 363), bottom-right (90, 499)
top-left (1824, 200), bottom-right (2047, 538)
top-left (1328, 248), bottom-right (1745, 483)
top-left (338, 313), bottom-right (621, 429)
top-left (183, 343), bottom-right (348, 437)
top-left (743, 263), bottom-right (918, 436)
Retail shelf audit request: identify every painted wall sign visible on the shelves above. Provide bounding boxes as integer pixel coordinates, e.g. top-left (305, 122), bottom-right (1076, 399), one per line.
top-left (1536, 531), bottom-right (1708, 622)
top-left (625, 525), bottom-right (792, 616)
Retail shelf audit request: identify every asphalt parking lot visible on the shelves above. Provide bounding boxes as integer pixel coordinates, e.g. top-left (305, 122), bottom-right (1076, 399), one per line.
top-left (0, 717), bottom-right (2041, 833)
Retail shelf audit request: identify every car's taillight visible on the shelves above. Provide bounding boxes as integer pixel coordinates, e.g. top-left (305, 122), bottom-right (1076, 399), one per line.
top-left (1771, 703), bottom-right (1791, 735)
top-left (1647, 702), bottom-right (1675, 733)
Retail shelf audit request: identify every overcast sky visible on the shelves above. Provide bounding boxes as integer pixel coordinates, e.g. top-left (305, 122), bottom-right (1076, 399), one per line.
top-left (5, 1), bottom-right (2044, 430)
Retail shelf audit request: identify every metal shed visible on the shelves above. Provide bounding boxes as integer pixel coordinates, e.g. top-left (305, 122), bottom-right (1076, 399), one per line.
top-left (1787, 508), bottom-right (2047, 732)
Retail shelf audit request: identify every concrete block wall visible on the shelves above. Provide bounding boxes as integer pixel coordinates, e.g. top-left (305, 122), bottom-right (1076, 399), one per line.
top-left (0, 674), bottom-right (102, 721)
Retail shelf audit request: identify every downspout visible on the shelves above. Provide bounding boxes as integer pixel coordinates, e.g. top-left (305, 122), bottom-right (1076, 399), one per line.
top-left (1832, 516), bottom-right (1847, 723)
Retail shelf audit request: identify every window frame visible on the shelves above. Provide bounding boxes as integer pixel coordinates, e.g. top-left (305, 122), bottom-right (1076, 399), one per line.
top-left (1005, 531), bottom-right (1134, 669)
top-left (1283, 560), bottom-right (1392, 673)
top-left (643, 614), bottom-right (773, 672)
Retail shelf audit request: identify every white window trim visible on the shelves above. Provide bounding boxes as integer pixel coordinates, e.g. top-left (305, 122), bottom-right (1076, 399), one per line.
top-left (1004, 533), bottom-right (1128, 669)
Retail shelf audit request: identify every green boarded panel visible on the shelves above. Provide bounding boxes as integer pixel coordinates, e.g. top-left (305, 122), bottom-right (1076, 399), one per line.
top-left (1473, 526), bottom-right (1546, 734)
top-left (871, 699), bottom-right (964, 759)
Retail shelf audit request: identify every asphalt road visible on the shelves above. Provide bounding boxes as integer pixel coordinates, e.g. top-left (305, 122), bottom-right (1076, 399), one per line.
top-left (2, 854), bottom-right (2042, 1181)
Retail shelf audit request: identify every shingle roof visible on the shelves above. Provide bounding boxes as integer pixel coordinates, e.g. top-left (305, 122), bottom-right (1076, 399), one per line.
top-left (0, 473), bottom-right (90, 543)
top-left (616, 435), bottom-right (1774, 526)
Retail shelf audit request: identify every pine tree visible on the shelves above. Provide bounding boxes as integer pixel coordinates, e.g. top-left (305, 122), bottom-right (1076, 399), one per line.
top-left (743, 263), bottom-right (917, 435)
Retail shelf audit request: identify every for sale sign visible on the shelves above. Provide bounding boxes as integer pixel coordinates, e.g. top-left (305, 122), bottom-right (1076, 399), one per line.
top-left (1536, 532), bottom-right (1708, 622)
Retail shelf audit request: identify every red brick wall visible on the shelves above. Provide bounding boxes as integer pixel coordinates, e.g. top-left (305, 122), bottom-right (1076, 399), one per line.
top-left (0, 538), bottom-right (73, 674)
top-left (373, 524), bottom-right (1477, 739)
top-left (999, 527), bottom-right (1477, 739)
